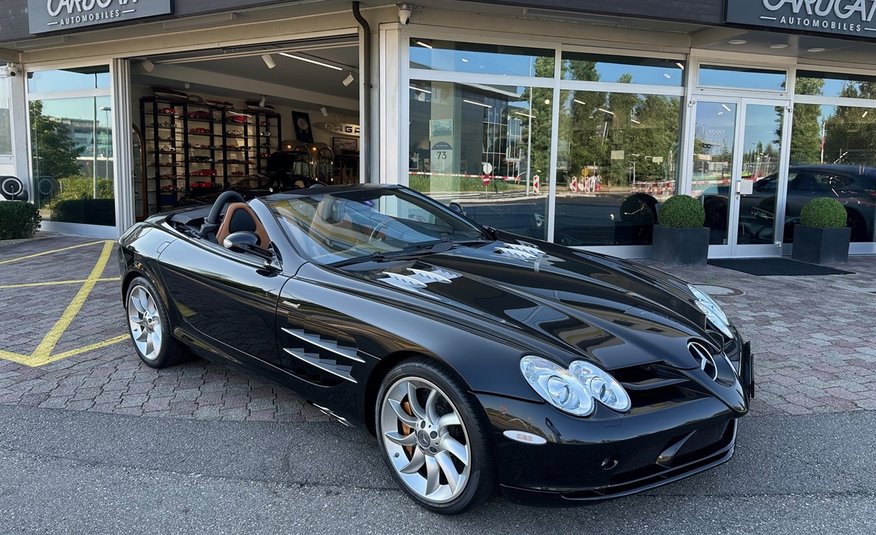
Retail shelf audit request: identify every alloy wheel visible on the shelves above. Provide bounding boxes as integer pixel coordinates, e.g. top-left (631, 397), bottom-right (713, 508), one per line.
top-left (380, 377), bottom-right (472, 504)
top-left (127, 284), bottom-right (163, 361)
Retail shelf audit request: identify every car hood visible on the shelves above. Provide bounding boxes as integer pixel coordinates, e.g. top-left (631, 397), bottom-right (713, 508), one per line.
top-left (339, 238), bottom-right (712, 372)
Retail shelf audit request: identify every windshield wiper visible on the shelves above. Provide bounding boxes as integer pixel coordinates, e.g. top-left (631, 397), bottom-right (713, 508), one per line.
top-left (329, 239), bottom-right (454, 268)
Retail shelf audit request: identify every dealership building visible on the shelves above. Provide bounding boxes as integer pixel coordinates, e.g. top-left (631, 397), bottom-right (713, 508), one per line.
top-left (2, 0), bottom-right (876, 259)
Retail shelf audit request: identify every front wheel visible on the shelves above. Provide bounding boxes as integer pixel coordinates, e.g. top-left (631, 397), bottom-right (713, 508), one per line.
top-left (376, 358), bottom-right (497, 514)
top-left (125, 276), bottom-right (187, 368)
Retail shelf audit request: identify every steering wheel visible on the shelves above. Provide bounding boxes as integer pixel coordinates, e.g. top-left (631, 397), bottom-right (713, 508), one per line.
top-left (368, 219), bottom-right (393, 243)
top-left (201, 190), bottom-right (246, 237)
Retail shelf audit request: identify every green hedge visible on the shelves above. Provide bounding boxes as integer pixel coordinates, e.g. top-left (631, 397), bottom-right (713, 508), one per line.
top-left (658, 195), bottom-right (705, 228)
top-left (51, 198), bottom-right (116, 226)
top-left (0, 201), bottom-right (42, 239)
top-left (800, 197), bottom-right (847, 229)
top-left (45, 176), bottom-right (114, 212)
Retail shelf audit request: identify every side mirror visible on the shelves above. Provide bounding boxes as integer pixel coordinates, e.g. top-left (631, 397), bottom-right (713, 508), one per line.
top-left (448, 202), bottom-right (466, 215)
top-left (223, 231), bottom-right (274, 262)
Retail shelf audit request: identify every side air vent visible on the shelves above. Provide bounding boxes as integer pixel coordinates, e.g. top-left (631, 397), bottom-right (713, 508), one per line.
top-left (688, 340), bottom-right (718, 381)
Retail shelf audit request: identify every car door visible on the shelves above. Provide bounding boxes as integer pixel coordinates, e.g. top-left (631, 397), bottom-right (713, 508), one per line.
top-left (157, 236), bottom-right (289, 368)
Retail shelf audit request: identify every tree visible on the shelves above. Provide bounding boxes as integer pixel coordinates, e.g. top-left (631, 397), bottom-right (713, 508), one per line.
top-left (788, 77), bottom-right (824, 165)
top-left (30, 100), bottom-right (83, 179)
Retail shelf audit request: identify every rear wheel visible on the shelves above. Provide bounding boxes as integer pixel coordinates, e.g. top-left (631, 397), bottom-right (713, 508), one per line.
top-left (376, 358), bottom-right (496, 514)
top-left (125, 276), bottom-right (187, 368)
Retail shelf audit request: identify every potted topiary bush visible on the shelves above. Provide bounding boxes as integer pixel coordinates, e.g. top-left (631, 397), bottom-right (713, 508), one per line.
top-left (792, 197), bottom-right (850, 264)
top-left (652, 194), bottom-right (709, 265)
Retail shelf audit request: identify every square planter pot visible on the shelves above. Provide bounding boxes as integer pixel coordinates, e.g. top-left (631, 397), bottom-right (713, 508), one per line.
top-left (652, 225), bottom-right (710, 266)
top-left (792, 225), bottom-right (850, 264)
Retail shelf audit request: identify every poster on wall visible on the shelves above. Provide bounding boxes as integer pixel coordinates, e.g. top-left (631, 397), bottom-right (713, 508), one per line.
top-left (292, 112), bottom-right (314, 143)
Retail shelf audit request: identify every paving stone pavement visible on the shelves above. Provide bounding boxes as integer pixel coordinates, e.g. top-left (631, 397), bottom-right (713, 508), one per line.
top-left (0, 234), bottom-right (874, 422)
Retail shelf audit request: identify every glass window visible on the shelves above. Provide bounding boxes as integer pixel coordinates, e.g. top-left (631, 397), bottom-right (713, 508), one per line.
top-left (562, 52), bottom-right (684, 86)
top-left (0, 77), bottom-right (10, 155)
top-left (555, 91), bottom-right (682, 246)
top-left (30, 95), bottom-right (115, 226)
top-left (698, 65), bottom-right (786, 91)
top-left (27, 66), bottom-right (110, 94)
top-left (787, 103), bottom-right (876, 243)
top-left (409, 39), bottom-right (554, 77)
top-left (408, 79), bottom-right (552, 240)
top-left (796, 71), bottom-right (876, 99)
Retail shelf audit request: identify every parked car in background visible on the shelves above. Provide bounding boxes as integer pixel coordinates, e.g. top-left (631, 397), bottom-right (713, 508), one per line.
top-left (702, 164), bottom-right (876, 243)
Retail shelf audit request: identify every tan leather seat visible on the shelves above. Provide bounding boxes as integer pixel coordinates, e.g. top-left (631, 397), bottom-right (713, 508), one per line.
top-left (216, 202), bottom-right (271, 250)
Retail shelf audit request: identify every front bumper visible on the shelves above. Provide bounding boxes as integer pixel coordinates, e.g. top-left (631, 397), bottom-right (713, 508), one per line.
top-left (477, 339), bottom-right (753, 503)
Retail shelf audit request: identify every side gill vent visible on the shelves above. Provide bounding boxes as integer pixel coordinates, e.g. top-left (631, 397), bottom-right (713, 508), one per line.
top-left (688, 340), bottom-right (718, 381)
top-left (495, 242), bottom-right (545, 261)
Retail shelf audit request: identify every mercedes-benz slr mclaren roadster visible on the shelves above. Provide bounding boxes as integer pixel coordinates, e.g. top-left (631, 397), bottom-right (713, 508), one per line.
top-left (119, 184), bottom-right (754, 514)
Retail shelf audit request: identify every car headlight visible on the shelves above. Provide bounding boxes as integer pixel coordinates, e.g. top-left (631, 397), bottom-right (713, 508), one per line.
top-left (688, 284), bottom-right (733, 339)
top-left (569, 361), bottom-right (631, 412)
top-left (520, 356), bottom-right (631, 417)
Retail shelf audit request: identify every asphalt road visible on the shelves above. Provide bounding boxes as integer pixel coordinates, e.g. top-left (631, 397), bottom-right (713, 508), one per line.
top-left (1, 406), bottom-right (874, 535)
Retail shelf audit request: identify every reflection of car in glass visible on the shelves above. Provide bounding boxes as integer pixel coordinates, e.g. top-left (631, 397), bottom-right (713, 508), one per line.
top-left (120, 184), bottom-right (752, 514)
top-left (702, 165), bottom-right (876, 243)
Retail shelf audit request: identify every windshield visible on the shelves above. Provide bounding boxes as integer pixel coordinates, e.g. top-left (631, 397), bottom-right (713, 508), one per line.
top-left (267, 187), bottom-right (486, 264)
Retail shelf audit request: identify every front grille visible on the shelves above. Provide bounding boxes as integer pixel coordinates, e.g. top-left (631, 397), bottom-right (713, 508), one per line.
top-left (611, 364), bottom-right (698, 411)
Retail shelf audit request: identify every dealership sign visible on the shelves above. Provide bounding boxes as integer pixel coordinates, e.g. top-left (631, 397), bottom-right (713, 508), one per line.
top-left (318, 123), bottom-right (360, 136)
top-left (28, 0), bottom-right (172, 35)
top-left (726, 0), bottom-right (876, 38)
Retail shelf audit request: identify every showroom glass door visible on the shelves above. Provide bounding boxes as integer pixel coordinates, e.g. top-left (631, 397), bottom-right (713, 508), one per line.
top-left (690, 99), bottom-right (790, 257)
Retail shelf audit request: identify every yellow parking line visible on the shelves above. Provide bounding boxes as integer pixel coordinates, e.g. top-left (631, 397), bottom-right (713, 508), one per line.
top-left (28, 334), bottom-right (129, 367)
top-left (0, 240), bottom-right (131, 368)
top-left (30, 241), bottom-right (115, 362)
top-left (0, 277), bottom-right (120, 289)
top-left (0, 240), bottom-right (106, 266)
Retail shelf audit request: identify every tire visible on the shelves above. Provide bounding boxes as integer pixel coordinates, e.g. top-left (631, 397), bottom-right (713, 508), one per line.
top-left (125, 276), bottom-right (187, 368)
top-left (375, 358), bottom-right (497, 514)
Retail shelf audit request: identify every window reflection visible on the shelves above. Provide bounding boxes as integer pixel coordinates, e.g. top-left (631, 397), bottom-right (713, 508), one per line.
top-left (30, 95), bottom-right (115, 226)
top-left (562, 52), bottom-right (684, 86)
top-left (699, 65), bottom-right (786, 91)
top-left (0, 77), bottom-right (10, 155)
top-left (409, 79), bottom-right (551, 240)
top-left (409, 39), bottom-right (554, 77)
top-left (788, 102), bottom-right (876, 243)
top-left (556, 90), bottom-right (682, 246)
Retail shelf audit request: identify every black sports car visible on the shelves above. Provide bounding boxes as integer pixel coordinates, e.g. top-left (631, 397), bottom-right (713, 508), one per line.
top-left (118, 184), bottom-right (754, 514)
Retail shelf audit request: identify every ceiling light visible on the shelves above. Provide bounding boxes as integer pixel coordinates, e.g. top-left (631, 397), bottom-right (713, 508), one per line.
top-left (718, 111), bottom-right (724, 116)
top-left (515, 111), bottom-right (535, 118)
top-left (463, 99), bottom-right (492, 109)
top-left (631, 118), bottom-right (641, 124)
top-left (663, 73), bottom-right (672, 79)
top-left (261, 54), bottom-right (277, 69)
top-left (863, 111), bottom-right (869, 118)
top-left (721, 104), bottom-right (732, 112)
top-left (342, 72), bottom-right (355, 86)
top-left (807, 47), bottom-right (826, 53)
top-left (544, 98), bottom-right (551, 105)
top-left (279, 52), bottom-right (343, 71)
top-left (598, 108), bottom-right (615, 116)
top-left (769, 43), bottom-right (789, 49)
top-left (461, 58), bottom-right (469, 63)
top-left (409, 86), bottom-right (432, 94)
top-left (321, 107), bottom-right (329, 117)
top-left (676, 62), bottom-right (685, 70)
top-left (573, 99), bottom-right (588, 106)
top-left (141, 59), bottom-right (155, 72)
top-left (416, 40), bottom-right (432, 49)
top-left (728, 39), bottom-right (747, 45)
top-left (259, 95), bottom-right (266, 107)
